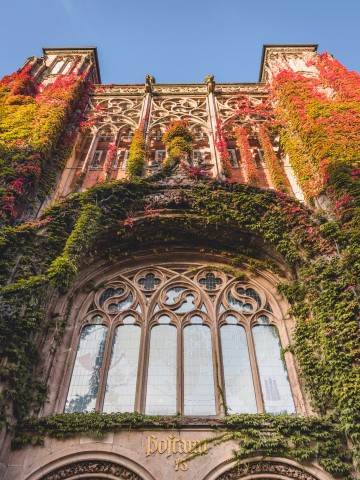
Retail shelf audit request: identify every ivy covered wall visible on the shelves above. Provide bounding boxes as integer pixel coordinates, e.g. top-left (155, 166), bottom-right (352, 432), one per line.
top-left (0, 64), bottom-right (91, 225)
top-left (0, 48), bottom-right (359, 479)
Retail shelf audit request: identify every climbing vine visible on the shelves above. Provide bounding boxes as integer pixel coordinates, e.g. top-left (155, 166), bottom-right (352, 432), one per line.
top-left (270, 53), bottom-right (360, 202)
top-left (0, 176), bottom-right (358, 477)
top-left (0, 66), bottom-right (91, 225)
top-left (12, 413), bottom-right (352, 478)
top-left (126, 127), bottom-right (147, 179)
top-left (0, 52), bottom-right (359, 480)
top-left (162, 120), bottom-right (194, 166)
top-left (214, 119), bottom-right (232, 177)
top-left (258, 124), bottom-right (289, 192)
top-left (102, 141), bottom-right (117, 180)
top-left (234, 125), bottom-right (260, 186)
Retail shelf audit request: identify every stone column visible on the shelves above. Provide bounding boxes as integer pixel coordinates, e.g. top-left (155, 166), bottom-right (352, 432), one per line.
top-left (205, 76), bottom-right (221, 178)
top-left (207, 93), bottom-right (222, 178)
top-left (283, 153), bottom-right (305, 202)
top-left (141, 92), bottom-right (152, 138)
top-left (81, 132), bottom-right (99, 172)
top-left (139, 89), bottom-right (153, 175)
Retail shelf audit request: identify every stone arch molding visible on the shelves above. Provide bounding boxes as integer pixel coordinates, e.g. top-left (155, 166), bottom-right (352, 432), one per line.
top-left (39, 460), bottom-right (143, 480)
top-left (215, 460), bottom-right (320, 480)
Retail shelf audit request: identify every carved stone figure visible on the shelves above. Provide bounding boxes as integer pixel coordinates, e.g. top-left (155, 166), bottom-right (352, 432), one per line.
top-left (205, 74), bottom-right (215, 94)
top-left (145, 74), bottom-right (156, 93)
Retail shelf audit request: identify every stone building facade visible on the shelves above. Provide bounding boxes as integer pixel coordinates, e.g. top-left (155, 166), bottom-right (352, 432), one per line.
top-left (0, 45), bottom-right (359, 480)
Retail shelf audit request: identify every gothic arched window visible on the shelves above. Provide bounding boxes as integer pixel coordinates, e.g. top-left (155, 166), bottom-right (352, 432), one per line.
top-left (64, 264), bottom-right (296, 416)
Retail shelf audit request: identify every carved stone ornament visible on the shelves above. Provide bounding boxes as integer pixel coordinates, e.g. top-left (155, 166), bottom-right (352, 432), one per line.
top-left (41, 460), bottom-right (143, 480)
top-left (216, 461), bottom-right (319, 480)
top-left (149, 95), bottom-right (210, 132)
top-left (153, 85), bottom-right (207, 94)
top-left (205, 74), bottom-right (215, 94)
top-left (87, 96), bottom-right (143, 131)
top-left (260, 46), bottom-right (318, 83)
top-left (145, 74), bottom-right (156, 94)
top-left (93, 85), bottom-right (145, 95)
top-left (216, 84), bottom-right (268, 94)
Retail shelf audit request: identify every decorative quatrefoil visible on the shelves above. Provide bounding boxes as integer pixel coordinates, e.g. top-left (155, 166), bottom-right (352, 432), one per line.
top-left (138, 273), bottom-right (161, 291)
top-left (199, 272), bottom-right (223, 290)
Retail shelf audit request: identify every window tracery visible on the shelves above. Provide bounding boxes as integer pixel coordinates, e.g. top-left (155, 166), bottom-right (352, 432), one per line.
top-left (149, 96), bottom-right (210, 133)
top-left (64, 264), bottom-right (296, 416)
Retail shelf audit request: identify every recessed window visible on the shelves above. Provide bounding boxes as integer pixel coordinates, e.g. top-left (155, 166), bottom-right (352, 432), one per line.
top-left (64, 264), bottom-right (297, 416)
top-left (89, 150), bottom-right (102, 170)
top-left (227, 149), bottom-right (238, 167)
top-left (122, 150), bottom-right (129, 169)
top-left (51, 59), bottom-right (65, 75)
top-left (193, 150), bottom-right (205, 164)
top-left (152, 150), bottom-right (166, 166)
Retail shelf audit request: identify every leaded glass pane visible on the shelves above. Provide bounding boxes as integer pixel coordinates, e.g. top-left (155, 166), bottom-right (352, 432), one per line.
top-left (199, 273), bottom-right (222, 290)
top-left (123, 315), bottom-right (136, 324)
top-left (108, 293), bottom-right (133, 311)
top-left (165, 287), bottom-right (186, 304)
top-left (146, 325), bottom-right (177, 415)
top-left (90, 314), bottom-right (102, 324)
top-left (138, 273), bottom-right (161, 290)
top-left (174, 294), bottom-right (195, 313)
top-left (228, 293), bottom-right (253, 312)
top-left (99, 287), bottom-right (124, 306)
top-left (64, 325), bottom-right (107, 413)
top-left (225, 314), bottom-right (237, 324)
top-left (183, 325), bottom-right (216, 415)
top-left (190, 315), bottom-right (203, 324)
top-left (221, 325), bottom-right (257, 413)
top-left (103, 325), bottom-right (141, 413)
top-left (265, 302), bottom-right (273, 312)
top-left (237, 287), bottom-right (261, 307)
top-left (253, 323), bottom-right (295, 414)
top-left (158, 314), bottom-right (171, 324)
top-left (200, 303), bottom-right (208, 313)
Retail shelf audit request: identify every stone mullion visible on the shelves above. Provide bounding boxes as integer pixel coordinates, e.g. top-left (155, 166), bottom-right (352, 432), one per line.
top-left (138, 93), bottom-right (152, 176)
top-left (81, 132), bottom-right (99, 172)
top-left (135, 321), bottom-right (148, 413)
top-left (207, 92), bottom-right (221, 178)
top-left (139, 93), bottom-right (152, 139)
top-left (246, 327), bottom-right (265, 413)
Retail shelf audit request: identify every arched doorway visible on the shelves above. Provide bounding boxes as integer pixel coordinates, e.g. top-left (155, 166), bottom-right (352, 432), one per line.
top-left (39, 460), bottom-right (143, 480)
top-left (215, 460), bottom-right (320, 480)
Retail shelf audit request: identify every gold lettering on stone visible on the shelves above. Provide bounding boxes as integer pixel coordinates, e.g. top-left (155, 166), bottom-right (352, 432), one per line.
top-left (158, 439), bottom-right (167, 454)
top-left (146, 435), bottom-right (158, 457)
top-left (145, 435), bottom-right (208, 470)
top-left (175, 458), bottom-right (188, 471)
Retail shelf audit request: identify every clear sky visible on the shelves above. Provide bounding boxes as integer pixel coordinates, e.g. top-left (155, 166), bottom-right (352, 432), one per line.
top-left (1, 0), bottom-right (359, 84)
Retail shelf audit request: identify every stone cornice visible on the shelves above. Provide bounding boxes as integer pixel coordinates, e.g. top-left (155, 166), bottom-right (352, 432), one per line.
top-left (259, 44), bottom-right (318, 82)
top-left (91, 82), bottom-right (268, 96)
top-left (42, 47), bottom-right (101, 83)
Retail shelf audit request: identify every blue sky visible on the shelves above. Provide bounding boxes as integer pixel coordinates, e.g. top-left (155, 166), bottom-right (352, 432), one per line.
top-left (1, 0), bottom-right (359, 84)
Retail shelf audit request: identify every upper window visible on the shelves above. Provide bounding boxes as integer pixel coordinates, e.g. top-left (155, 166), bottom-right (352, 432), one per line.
top-left (89, 150), bottom-right (102, 170)
top-left (153, 150), bottom-right (166, 166)
top-left (51, 59), bottom-right (65, 75)
top-left (193, 150), bottom-right (206, 165)
top-left (64, 264), bottom-right (296, 416)
top-left (122, 150), bottom-right (129, 169)
top-left (50, 58), bottom-right (72, 75)
top-left (227, 149), bottom-right (239, 167)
